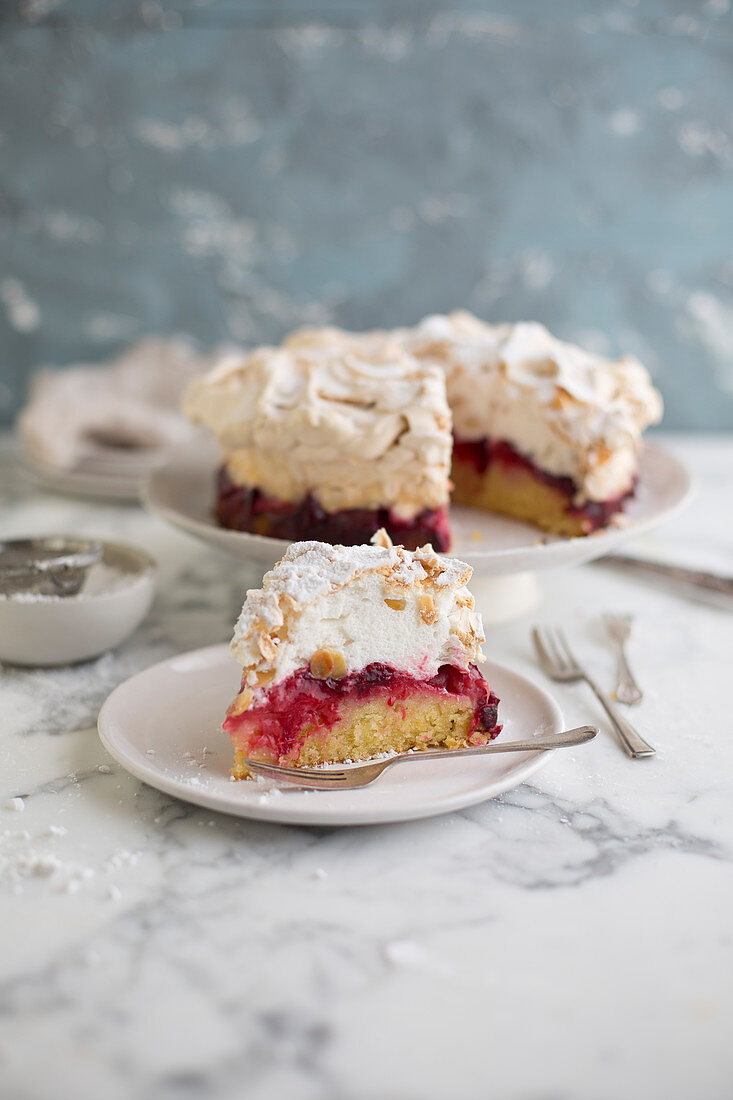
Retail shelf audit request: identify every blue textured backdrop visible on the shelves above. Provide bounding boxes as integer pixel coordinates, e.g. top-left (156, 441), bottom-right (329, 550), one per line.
top-left (1, 1), bottom-right (732, 428)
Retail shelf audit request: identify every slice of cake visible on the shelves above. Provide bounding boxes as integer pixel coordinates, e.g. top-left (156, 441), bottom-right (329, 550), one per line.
top-left (182, 331), bottom-right (453, 551)
top-left (223, 531), bottom-right (500, 778)
top-left (408, 311), bottom-right (663, 536)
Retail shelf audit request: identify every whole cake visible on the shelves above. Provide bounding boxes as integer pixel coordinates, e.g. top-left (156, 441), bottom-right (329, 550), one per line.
top-left (184, 311), bottom-right (663, 544)
top-left (182, 332), bottom-right (452, 551)
top-left (223, 531), bottom-right (500, 778)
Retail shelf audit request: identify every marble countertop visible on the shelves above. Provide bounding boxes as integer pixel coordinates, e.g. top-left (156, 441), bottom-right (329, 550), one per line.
top-left (1, 433), bottom-right (731, 1100)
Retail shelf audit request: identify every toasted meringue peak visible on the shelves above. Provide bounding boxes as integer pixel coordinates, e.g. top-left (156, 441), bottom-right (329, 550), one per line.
top-left (269, 314), bottom-right (660, 503)
top-left (182, 334), bottom-right (452, 518)
top-left (231, 539), bottom-right (485, 689)
top-left (184, 311), bottom-right (663, 509)
top-left (286, 312), bottom-right (663, 501)
top-left (370, 527), bottom-right (394, 549)
top-left (407, 311), bottom-right (663, 501)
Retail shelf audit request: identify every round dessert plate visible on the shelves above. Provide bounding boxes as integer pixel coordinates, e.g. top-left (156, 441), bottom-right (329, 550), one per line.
top-left (142, 438), bottom-right (691, 577)
top-left (98, 645), bottom-right (565, 827)
top-left (18, 441), bottom-right (163, 502)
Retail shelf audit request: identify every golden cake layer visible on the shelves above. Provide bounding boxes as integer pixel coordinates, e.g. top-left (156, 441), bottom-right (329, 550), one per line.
top-left (231, 694), bottom-right (485, 779)
top-left (451, 458), bottom-right (595, 537)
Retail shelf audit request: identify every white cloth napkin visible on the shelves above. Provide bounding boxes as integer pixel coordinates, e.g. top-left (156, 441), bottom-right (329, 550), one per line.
top-left (18, 337), bottom-right (214, 471)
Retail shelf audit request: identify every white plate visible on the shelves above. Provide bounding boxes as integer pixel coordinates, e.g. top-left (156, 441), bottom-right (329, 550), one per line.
top-left (142, 439), bottom-right (691, 576)
top-left (97, 644), bottom-right (564, 826)
top-left (18, 445), bottom-right (158, 502)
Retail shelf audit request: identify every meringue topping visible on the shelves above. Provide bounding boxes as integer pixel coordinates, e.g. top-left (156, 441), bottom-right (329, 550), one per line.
top-left (407, 311), bottom-right (663, 502)
top-left (184, 310), bottom-right (663, 510)
top-left (230, 534), bottom-right (485, 692)
top-left (182, 335), bottom-right (452, 518)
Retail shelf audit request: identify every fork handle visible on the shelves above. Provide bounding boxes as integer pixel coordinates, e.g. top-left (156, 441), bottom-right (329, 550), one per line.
top-left (411, 725), bottom-right (598, 761)
top-left (613, 646), bottom-right (643, 706)
top-left (583, 673), bottom-right (655, 758)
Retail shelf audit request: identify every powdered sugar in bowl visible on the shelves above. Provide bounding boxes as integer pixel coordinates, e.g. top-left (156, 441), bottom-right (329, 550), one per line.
top-left (0, 536), bottom-right (103, 597)
top-left (0, 538), bottom-right (156, 666)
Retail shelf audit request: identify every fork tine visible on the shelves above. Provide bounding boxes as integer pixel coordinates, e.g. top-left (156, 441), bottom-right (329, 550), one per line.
top-left (535, 626), bottom-right (568, 674)
top-left (543, 626), bottom-right (569, 672)
top-left (532, 627), bottom-right (555, 670)
top-left (245, 760), bottom-right (348, 783)
top-left (553, 627), bottom-right (578, 670)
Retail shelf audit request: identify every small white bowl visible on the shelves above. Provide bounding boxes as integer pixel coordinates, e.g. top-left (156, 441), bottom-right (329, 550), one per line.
top-left (0, 540), bottom-right (156, 666)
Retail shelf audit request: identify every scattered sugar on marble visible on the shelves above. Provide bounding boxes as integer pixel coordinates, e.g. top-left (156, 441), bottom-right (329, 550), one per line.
top-left (0, 826), bottom-right (141, 898)
top-left (384, 939), bottom-right (429, 967)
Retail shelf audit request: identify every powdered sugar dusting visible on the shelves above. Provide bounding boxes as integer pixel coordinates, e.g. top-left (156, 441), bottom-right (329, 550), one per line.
top-left (4, 561), bottom-right (147, 603)
top-left (235, 538), bottom-right (472, 630)
top-left (230, 536), bottom-right (483, 688)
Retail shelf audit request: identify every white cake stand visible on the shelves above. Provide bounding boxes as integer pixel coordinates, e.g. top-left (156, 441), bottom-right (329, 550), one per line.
top-left (143, 440), bottom-right (691, 624)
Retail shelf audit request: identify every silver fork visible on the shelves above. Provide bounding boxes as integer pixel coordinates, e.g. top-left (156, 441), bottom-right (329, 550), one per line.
top-left (604, 614), bottom-right (643, 705)
top-left (241, 725), bottom-right (597, 790)
top-left (532, 627), bottom-right (655, 760)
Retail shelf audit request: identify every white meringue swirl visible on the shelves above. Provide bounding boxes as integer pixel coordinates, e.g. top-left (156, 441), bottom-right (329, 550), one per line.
top-left (406, 311), bottom-right (663, 501)
top-left (182, 334), bottom-right (452, 518)
top-left (231, 537), bottom-right (485, 691)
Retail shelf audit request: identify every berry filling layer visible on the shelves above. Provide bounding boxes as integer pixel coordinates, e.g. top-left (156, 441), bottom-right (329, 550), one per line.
top-left (216, 468), bottom-right (451, 552)
top-left (224, 662), bottom-right (501, 767)
top-left (452, 436), bottom-right (635, 531)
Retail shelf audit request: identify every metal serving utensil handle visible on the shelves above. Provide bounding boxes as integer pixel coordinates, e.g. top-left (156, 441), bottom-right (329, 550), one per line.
top-left (583, 673), bottom-right (655, 758)
top-left (604, 554), bottom-right (733, 597)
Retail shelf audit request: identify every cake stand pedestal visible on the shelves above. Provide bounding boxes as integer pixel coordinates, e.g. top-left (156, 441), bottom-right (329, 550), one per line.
top-left (469, 572), bottom-right (541, 625)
